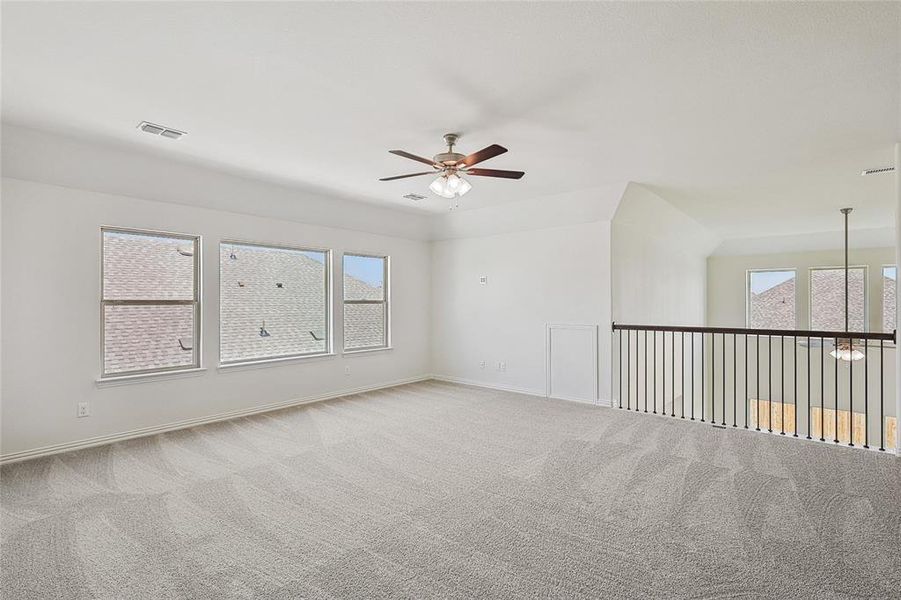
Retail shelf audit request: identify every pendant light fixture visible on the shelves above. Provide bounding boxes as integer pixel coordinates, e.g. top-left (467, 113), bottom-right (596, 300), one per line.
top-left (830, 207), bottom-right (865, 362)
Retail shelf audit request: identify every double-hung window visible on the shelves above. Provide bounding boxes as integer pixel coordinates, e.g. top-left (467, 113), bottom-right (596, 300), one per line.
top-left (343, 253), bottom-right (389, 351)
top-left (219, 242), bottom-right (330, 365)
top-left (747, 269), bottom-right (796, 329)
top-left (101, 227), bottom-right (201, 378)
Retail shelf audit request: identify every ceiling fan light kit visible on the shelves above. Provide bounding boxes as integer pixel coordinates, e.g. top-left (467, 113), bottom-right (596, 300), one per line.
top-left (380, 133), bottom-right (525, 208)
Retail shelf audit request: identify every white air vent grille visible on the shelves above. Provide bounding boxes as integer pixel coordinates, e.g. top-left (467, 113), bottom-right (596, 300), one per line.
top-left (403, 193), bottom-right (426, 201)
top-left (138, 121), bottom-right (186, 140)
top-left (860, 166), bottom-right (894, 176)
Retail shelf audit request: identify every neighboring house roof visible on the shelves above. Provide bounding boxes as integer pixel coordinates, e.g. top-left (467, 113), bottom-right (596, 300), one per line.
top-left (749, 278), bottom-right (796, 329)
top-left (883, 274), bottom-right (896, 332)
top-left (102, 234), bottom-right (384, 374)
top-left (809, 268), bottom-right (866, 331)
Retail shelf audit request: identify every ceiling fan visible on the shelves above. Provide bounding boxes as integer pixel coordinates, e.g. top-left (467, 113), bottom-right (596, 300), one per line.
top-left (379, 133), bottom-right (524, 203)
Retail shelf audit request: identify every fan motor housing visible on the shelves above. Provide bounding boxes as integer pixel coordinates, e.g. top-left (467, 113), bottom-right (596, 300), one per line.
top-left (434, 151), bottom-right (465, 165)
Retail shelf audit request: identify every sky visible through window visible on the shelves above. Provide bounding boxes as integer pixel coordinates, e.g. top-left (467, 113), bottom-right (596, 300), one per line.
top-left (750, 270), bottom-right (794, 294)
top-left (344, 254), bottom-right (384, 287)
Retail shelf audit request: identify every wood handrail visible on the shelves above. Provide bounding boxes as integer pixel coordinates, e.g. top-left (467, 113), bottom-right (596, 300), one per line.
top-left (612, 322), bottom-right (896, 342)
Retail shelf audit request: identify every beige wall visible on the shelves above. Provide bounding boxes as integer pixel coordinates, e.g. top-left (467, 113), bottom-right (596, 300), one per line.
top-left (707, 247), bottom-right (896, 332)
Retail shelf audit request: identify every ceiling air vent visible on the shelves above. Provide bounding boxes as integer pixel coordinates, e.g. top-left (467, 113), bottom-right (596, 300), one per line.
top-left (403, 193), bottom-right (426, 201)
top-left (860, 166), bottom-right (894, 176)
top-left (138, 121), bottom-right (186, 140)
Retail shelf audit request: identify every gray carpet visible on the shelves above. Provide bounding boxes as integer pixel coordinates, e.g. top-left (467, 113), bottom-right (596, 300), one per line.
top-left (2, 381), bottom-right (899, 599)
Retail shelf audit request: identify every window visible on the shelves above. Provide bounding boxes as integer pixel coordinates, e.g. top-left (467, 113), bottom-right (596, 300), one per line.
top-left (810, 266), bottom-right (866, 331)
top-left (747, 270), bottom-right (796, 329)
top-left (883, 266), bottom-right (896, 333)
top-left (219, 242), bottom-right (330, 364)
top-left (343, 254), bottom-right (389, 351)
top-left (101, 228), bottom-right (200, 377)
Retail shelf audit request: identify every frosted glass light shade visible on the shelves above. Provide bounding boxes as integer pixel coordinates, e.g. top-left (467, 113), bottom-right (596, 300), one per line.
top-left (830, 340), bottom-right (865, 362)
top-left (429, 174), bottom-right (472, 199)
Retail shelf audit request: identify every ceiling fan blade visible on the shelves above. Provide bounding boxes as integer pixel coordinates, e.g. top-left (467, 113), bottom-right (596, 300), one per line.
top-left (458, 144), bottom-right (507, 167)
top-left (388, 150), bottom-right (440, 167)
top-left (379, 171), bottom-right (435, 181)
top-left (465, 168), bottom-right (525, 179)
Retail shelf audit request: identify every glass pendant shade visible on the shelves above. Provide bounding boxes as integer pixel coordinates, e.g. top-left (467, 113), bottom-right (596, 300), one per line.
top-left (830, 339), bottom-right (865, 362)
top-left (429, 173), bottom-right (472, 199)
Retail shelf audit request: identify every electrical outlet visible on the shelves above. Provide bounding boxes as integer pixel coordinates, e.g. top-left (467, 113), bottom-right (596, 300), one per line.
top-left (344, 365), bottom-right (351, 375)
top-left (479, 275), bottom-right (488, 285)
top-left (479, 361), bottom-right (486, 369)
top-left (77, 402), bottom-right (90, 418)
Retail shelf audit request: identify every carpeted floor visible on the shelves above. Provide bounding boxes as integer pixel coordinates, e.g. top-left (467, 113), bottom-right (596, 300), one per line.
top-left (2, 380), bottom-right (899, 599)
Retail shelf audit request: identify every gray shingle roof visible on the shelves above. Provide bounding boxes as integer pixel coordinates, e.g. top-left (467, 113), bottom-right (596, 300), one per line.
top-left (749, 277), bottom-right (796, 329)
top-left (219, 244), bottom-right (328, 363)
top-left (810, 268), bottom-right (865, 331)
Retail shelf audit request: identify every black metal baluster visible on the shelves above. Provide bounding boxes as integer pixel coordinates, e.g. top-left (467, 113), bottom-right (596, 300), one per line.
top-left (653, 330), bottom-right (658, 414)
top-left (710, 333), bottom-right (716, 425)
top-left (618, 328), bottom-right (623, 409)
top-left (780, 335), bottom-right (785, 435)
top-left (820, 337), bottom-right (825, 442)
top-left (691, 333), bottom-right (695, 421)
top-left (834, 337), bottom-right (839, 444)
top-left (721, 333), bottom-right (726, 426)
top-left (767, 335), bottom-right (772, 433)
top-left (744, 334), bottom-right (749, 429)
top-left (644, 330), bottom-right (649, 413)
top-left (701, 333), bottom-right (706, 422)
top-left (806, 336), bottom-right (812, 440)
top-left (879, 339), bottom-right (885, 451)
top-left (756, 334), bottom-right (761, 432)
top-left (671, 331), bottom-right (675, 417)
top-left (681, 332), bottom-right (685, 419)
top-left (848, 339), bottom-right (854, 447)
top-left (793, 336), bottom-right (798, 437)
top-left (627, 329), bottom-right (631, 410)
top-left (864, 340), bottom-right (868, 449)
top-left (733, 334), bottom-right (737, 427)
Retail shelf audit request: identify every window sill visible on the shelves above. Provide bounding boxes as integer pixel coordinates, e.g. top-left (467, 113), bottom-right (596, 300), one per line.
top-left (343, 346), bottom-right (393, 356)
top-left (96, 367), bottom-right (207, 387)
top-left (218, 352), bottom-right (336, 372)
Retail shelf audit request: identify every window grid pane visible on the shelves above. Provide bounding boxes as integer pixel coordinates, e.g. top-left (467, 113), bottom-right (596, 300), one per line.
top-left (343, 254), bottom-right (388, 350)
top-left (220, 242), bottom-right (329, 364)
top-left (103, 304), bottom-right (196, 375)
top-left (748, 270), bottom-right (796, 329)
top-left (810, 267), bottom-right (866, 331)
top-left (103, 230), bottom-right (196, 301)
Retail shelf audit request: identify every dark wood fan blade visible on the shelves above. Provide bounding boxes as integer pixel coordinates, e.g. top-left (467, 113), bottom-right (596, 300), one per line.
top-left (465, 168), bottom-right (525, 179)
top-left (389, 150), bottom-right (439, 167)
top-left (379, 171), bottom-right (434, 181)
top-left (458, 144), bottom-right (507, 167)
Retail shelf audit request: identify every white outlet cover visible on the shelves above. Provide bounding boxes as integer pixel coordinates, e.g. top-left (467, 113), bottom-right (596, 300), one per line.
top-left (479, 275), bottom-right (487, 285)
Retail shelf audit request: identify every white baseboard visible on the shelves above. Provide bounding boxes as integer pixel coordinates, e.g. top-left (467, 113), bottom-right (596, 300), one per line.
top-left (0, 375), bottom-right (431, 465)
top-left (432, 375), bottom-right (612, 407)
top-left (430, 375), bottom-right (548, 399)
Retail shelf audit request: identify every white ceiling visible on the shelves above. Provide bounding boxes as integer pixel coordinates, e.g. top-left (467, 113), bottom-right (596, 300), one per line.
top-left (2, 2), bottom-right (899, 238)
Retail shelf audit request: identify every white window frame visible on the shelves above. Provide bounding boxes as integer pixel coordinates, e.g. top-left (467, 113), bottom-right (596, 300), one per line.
top-left (745, 268), bottom-right (797, 329)
top-left (881, 264), bottom-right (897, 335)
top-left (218, 240), bottom-right (333, 367)
top-left (808, 265), bottom-right (869, 332)
top-left (100, 226), bottom-right (202, 379)
top-left (342, 253), bottom-right (390, 353)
